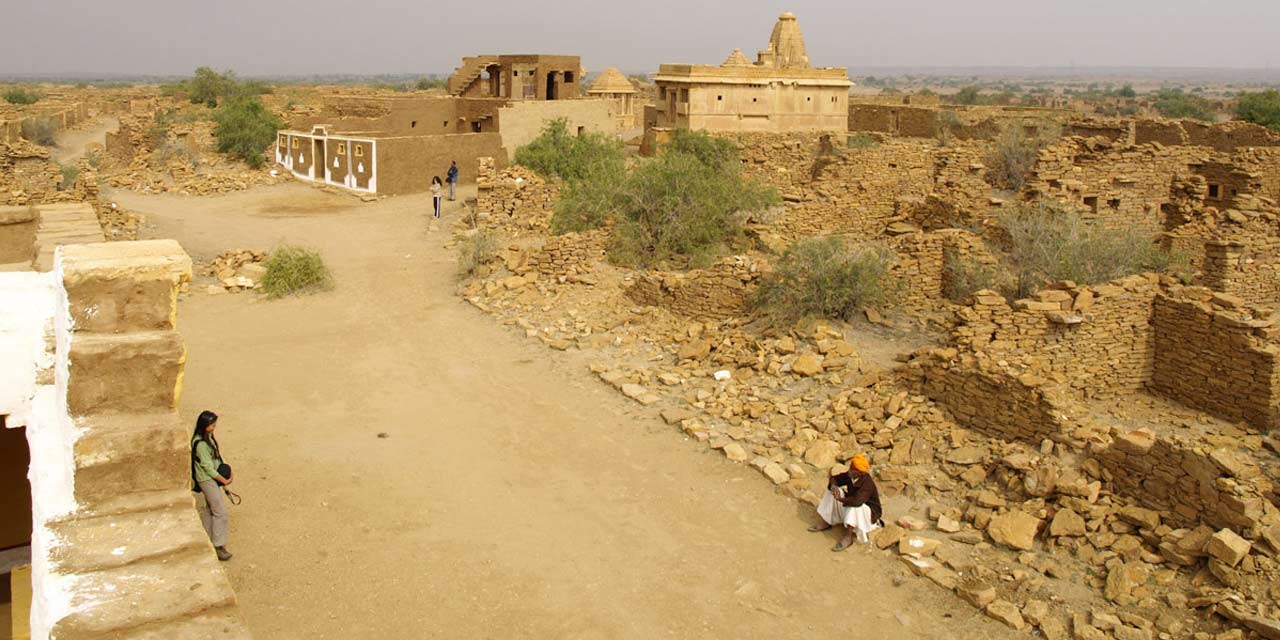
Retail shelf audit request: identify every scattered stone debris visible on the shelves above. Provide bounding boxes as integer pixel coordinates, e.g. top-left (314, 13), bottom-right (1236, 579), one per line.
top-left (201, 248), bottom-right (268, 292)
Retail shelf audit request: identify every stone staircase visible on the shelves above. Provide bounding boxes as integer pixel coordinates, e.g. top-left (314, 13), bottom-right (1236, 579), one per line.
top-left (448, 56), bottom-right (499, 96)
top-left (33, 203), bottom-right (105, 271)
top-left (41, 241), bottom-right (252, 639)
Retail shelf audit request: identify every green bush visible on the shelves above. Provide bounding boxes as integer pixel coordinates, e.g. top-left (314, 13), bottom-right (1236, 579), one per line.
top-left (752, 237), bottom-right (895, 326)
top-left (1153, 89), bottom-right (1215, 121)
top-left (1000, 203), bottom-right (1184, 298)
top-left (987, 121), bottom-right (1059, 191)
top-left (261, 245), bottom-right (333, 298)
top-left (58, 164), bottom-right (79, 191)
top-left (550, 128), bottom-right (777, 267)
top-left (950, 86), bottom-right (981, 105)
top-left (212, 96), bottom-right (283, 168)
top-left (3, 88), bottom-right (40, 105)
top-left (513, 118), bottom-right (625, 183)
top-left (664, 128), bottom-right (740, 171)
top-left (1236, 90), bottom-right (1280, 131)
top-left (21, 118), bottom-right (57, 146)
top-left (457, 230), bottom-right (500, 278)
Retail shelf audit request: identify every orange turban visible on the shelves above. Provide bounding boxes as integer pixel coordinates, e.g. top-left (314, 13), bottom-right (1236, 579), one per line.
top-left (851, 454), bottom-right (870, 473)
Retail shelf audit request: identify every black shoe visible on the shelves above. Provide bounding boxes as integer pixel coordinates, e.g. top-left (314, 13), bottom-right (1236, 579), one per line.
top-left (215, 546), bottom-right (233, 561)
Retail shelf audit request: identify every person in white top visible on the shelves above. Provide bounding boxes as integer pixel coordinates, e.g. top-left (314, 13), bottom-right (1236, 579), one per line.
top-left (430, 176), bottom-right (443, 219)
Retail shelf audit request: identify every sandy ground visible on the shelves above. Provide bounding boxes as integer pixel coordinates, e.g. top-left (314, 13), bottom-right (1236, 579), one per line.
top-left (111, 182), bottom-right (1017, 639)
top-left (52, 116), bottom-right (117, 165)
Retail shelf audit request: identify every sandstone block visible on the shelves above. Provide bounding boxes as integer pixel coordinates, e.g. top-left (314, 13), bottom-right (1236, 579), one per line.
top-left (985, 600), bottom-right (1026, 631)
top-left (1206, 528), bottom-right (1251, 567)
top-left (987, 511), bottom-right (1040, 551)
top-left (1050, 509), bottom-right (1087, 537)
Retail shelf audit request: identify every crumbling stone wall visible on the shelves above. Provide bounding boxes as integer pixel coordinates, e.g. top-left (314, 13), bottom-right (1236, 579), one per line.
top-left (1201, 238), bottom-right (1280, 306)
top-left (950, 276), bottom-right (1161, 400)
top-left (1028, 139), bottom-right (1210, 233)
top-left (726, 133), bottom-right (994, 240)
top-left (625, 257), bottom-right (765, 320)
top-left (1149, 289), bottom-right (1280, 430)
top-left (529, 229), bottom-right (607, 278)
top-left (475, 157), bottom-right (560, 231)
top-left (911, 354), bottom-right (1070, 445)
top-left (887, 229), bottom-right (996, 309)
top-left (1098, 428), bottom-right (1275, 530)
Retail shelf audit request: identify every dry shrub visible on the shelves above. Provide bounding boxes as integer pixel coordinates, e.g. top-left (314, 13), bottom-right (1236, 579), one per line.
top-left (752, 237), bottom-right (895, 326)
top-left (1000, 203), bottom-right (1185, 298)
top-left (21, 118), bottom-right (57, 146)
top-left (457, 230), bottom-right (500, 279)
top-left (261, 245), bottom-right (333, 299)
top-left (986, 120), bottom-right (1060, 191)
top-left (943, 252), bottom-right (1010, 303)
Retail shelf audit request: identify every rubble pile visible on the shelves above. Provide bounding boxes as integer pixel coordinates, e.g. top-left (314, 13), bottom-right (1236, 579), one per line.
top-left (201, 249), bottom-right (269, 293)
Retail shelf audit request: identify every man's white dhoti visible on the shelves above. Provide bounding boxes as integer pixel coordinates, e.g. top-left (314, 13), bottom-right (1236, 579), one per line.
top-left (817, 488), bottom-right (880, 543)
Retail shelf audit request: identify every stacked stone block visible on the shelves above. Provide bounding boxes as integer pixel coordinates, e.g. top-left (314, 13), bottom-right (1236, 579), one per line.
top-left (625, 257), bottom-right (764, 320)
top-left (44, 240), bottom-right (252, 639)
top-left (475, 157), bottom-right (560, 231)
top-left (1150, 290), bottom-right (1280, 431)
top-left (529, 229), bottom-right (607, 278)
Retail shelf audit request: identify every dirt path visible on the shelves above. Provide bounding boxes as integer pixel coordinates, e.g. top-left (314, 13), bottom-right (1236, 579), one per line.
top-left (113, 183), bottom-right (1016, 639)
top-left (52, 116), bottom-right (117, 164)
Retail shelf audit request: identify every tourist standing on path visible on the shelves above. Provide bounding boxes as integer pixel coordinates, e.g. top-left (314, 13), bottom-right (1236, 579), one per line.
top-left (431, 176), bottom-right (443, 218)
top-left (191, 410), bottom-right (234, 561)
top-left (447, 160), bottom-right (459, 201)
top-left (809, 453), bottom-right (883, 551)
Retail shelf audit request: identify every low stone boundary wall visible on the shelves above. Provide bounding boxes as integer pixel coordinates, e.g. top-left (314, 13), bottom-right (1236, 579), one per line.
top-left (625, 257), bottom-right (764, 320)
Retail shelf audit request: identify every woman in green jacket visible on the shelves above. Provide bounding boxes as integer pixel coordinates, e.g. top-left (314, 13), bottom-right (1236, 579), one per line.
top-left (192, 410), bottom-right (233, 561)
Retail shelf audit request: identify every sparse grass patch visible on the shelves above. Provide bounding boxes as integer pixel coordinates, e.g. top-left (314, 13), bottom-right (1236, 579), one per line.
top-left (457, 230), bottom-right (500, 279)
top-left (752, 237), bottom-right (895, 326)
top-left (847, 134), bottom-right (878, 149)
top-left (260, 245), bottom-right (333, 298)
top-left (21, 117), bottom-right (57, 146)
top-left (3, 88), bottom-right (41, 105)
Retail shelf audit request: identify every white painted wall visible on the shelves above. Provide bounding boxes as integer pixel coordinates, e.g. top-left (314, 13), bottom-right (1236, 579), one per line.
top-left (1, 262), bottom-right (82, 639)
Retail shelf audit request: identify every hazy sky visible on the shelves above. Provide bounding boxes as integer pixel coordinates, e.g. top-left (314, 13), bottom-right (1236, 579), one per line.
top-left (5, 0), bottom-right (1279, 76)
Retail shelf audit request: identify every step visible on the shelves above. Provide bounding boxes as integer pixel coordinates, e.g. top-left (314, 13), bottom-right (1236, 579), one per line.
top-left (72, 412), bottom-right (188, 509)
top-left (60, 239), bottom-right (191, 334)
top-left (67, 331), bottom-right (185, 416)
top-left (76, 488), bottom-right (197, 520)
top-left (48, 502), bottom-right (209, 574)
top-left (48, 547), bottom-right (239, 638)
top-left (110, 607), bottom-right (252, 640)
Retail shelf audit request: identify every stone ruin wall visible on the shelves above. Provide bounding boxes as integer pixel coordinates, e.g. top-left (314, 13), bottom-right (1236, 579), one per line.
top-left (907, 277), bottom-right (1280, 534)
top-left (1150, 289), bottom-right (1280, 430)
top-left (1135, 118), bottom-right (1280, 152)
top-left (624, 257), bottom-right (765, 321)
top-left (725, 133), bottom-right (995, 240)
top-left (528, 229), bottom-right (608, 279)
top-left (1097, 428), bottom-right (1275, 533)
top-left (475, 157), bottom-right (560, 231)
top-left (887, 229), bottom-right (997, 309)
top-left (950, 275), bottom-right (1161, 399)
top-left (1027, 139), bottom-right (1210, 234)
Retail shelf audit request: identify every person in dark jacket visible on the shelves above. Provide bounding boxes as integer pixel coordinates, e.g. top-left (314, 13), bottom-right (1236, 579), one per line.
top-left (446, 160), bottom-right (459, 201)
top-left (809, 453), bottom-right (882, 551)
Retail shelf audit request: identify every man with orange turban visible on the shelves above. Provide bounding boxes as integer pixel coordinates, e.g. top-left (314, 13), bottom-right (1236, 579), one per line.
top-left (810, 453), bottom-right (883, 551)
